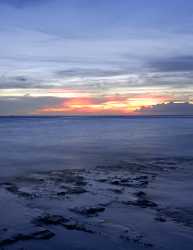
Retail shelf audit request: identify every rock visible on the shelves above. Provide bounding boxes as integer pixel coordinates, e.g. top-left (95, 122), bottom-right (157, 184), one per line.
top-left (57, 191), bottom-right (67, 196)
top-left (5, 183), bottom-right (34, 198)
top-left (75, 179), bottom-right (87, 186)
top-left (109, 176), bottom-right (149, 188)
top-left (134, 191), bottom-right (146, 198)
top-left (144, 243), bottom-right (154, 248)
top-left (121, 234), bottom-right (143, 243)
top-left (110, 178), bottom-right (130, 186)
top-left (5, 184), bottom-right (18, 193)
top-left (110, 187), bottom-right (124, 194)
top-left (62, 221), bottom-right (93, 233)
top-left (120, 232), bottom-right (153, 248)
top-left (155, 216), bottom-right (166, 222)
top-left (34, 214), bottom-right (69, 226)
top-left (0, 230), bottom-right (55, 247)
top-left (33, 214), bottom-right (93, 234)
top-left (70, 206), bottom-right (105, 216)
top-left (139, 180), bottom-right (149, 187)
top-left (29, 229), bottom-right (55, 240)
top-left (135, 199), bottom-right (157, 208)
top-left (134, 176), bottom-right (149, 181)
top-left (111, 179), bottom-right (121, 185)
top-left (67, 187), bottom-right (87, 194)
top-left (157, 208), bottom-right (193, 227)
top-left (125, 198), bottom-right (157, 208)
top-left (96, 178), bottom-right (108, 183)
top-left (124, 191), bottom-right (158, 208)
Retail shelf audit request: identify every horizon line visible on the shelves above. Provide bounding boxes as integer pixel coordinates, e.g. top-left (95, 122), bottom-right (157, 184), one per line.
top-left (1, 114), bottom-right (193, 118)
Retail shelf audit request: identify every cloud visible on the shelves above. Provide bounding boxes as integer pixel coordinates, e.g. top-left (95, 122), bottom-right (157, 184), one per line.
top-left (0, 74), bottom-right (54, 89)
top-left (149, 56), bottom-right (193, 72)
top-left (0, 96), bottom-right (60, 115)
top-left (0, 95), bottom-right (134, 115)
top-left (35, 94), bottom-right (169, 115)
top-left (1, 26), bottom-right (193, 94)
top-left (1, 1), bottom-right (193, 116)
top-left (0, 89), bottom-right (191, 116)
top-left (138, 102), bottom-right (193, 115)
top-left (55, 68), bottom-right (127, 78)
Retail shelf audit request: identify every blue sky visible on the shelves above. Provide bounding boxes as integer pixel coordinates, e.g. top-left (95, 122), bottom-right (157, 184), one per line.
top-left (0, 0), bottom-right (193, 115)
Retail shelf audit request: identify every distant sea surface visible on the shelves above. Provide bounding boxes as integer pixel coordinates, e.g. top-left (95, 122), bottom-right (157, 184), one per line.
top-left (0, 116), bottom-right (193, 177)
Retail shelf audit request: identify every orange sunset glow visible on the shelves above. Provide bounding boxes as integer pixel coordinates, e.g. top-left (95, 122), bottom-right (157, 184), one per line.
top-left (35, 94), bottom-right (169, 115)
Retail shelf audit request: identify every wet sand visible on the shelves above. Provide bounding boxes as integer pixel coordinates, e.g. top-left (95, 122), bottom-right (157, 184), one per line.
top-left (0, 157), bottom-right (193, 250)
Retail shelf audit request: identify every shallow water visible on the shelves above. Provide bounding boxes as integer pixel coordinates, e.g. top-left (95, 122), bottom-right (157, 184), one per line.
top-left (0, 116), bottom-right (193, 176)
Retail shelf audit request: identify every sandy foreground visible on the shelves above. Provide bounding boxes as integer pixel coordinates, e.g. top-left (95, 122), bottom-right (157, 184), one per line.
top-left (0, 158), bottom-right (193, 250)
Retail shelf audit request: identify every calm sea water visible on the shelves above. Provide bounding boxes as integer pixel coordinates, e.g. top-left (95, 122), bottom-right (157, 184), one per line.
top-left (0, 116), bottom-right (193, 177)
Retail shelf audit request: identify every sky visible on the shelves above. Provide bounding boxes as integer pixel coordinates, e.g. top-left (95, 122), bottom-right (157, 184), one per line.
top-left (0, 0), bottom-right (193, 115)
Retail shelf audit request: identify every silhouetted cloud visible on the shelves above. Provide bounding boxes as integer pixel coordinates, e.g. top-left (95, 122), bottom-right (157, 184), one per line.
top-left (138, 102), bottom-right (193, 115)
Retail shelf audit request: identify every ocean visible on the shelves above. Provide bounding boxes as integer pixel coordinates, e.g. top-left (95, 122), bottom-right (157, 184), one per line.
top-left (1, 116), bottom-right (193, 249)
top-left (0, 116), bottom-right (193, 177)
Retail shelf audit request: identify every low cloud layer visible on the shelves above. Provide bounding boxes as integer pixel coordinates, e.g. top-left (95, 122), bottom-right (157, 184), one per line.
top-left (1, 94), bottom-right (192, 116)
top-left (138, 102), bottom-right (193, 116)
top-left (0, 97), bottom-right (60, 115)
